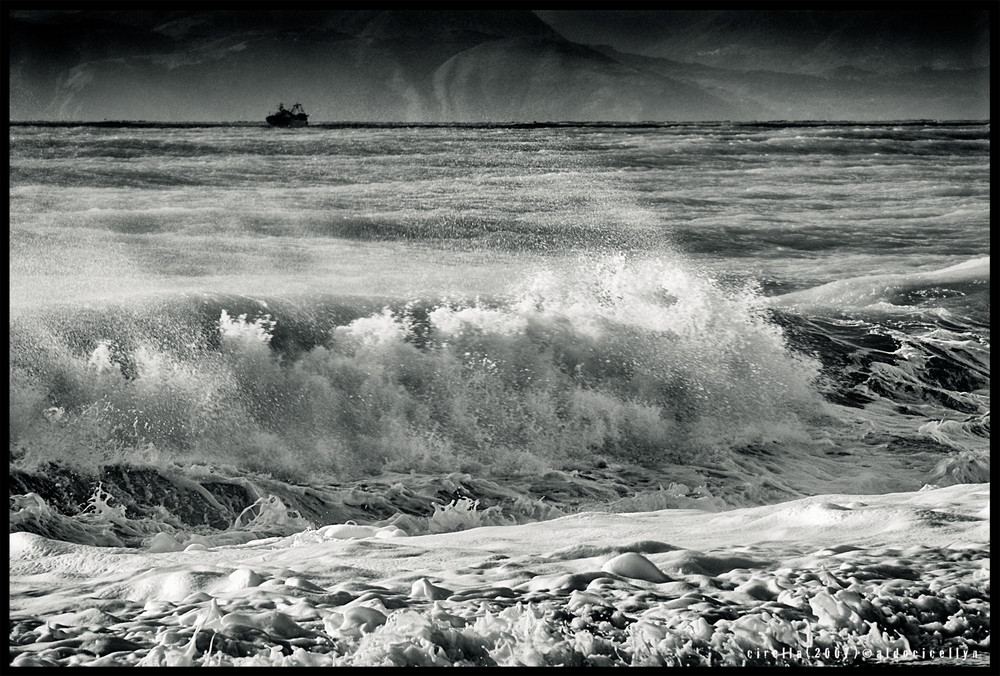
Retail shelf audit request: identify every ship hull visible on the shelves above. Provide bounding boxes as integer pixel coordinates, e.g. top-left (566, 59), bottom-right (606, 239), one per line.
top-left (266, 115), bottom-right (308, 128)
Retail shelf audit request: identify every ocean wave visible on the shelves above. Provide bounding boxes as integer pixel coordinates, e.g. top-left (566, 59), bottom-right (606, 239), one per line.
top-left (766, 256), bottom-right (990, 315)
top-left (10, 253), bottom-right (990, 541)
top-left (9, 256), bottom-right (827, 485)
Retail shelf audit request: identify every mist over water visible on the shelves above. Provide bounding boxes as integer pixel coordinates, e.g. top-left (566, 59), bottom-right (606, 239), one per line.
top-left (8, 121), bottom-right (990, 534)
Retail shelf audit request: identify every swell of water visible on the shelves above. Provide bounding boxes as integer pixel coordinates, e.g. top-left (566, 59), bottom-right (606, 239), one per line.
top-left (9, 255), bottom-right (826, 484)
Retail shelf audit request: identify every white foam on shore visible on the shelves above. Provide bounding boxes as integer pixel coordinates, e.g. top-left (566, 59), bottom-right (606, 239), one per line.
top-left (10, 483), bottom-right (990, 667)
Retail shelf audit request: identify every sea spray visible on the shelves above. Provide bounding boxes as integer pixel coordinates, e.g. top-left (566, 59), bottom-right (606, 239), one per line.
top-left (9, 255), bottom-right (828, 483)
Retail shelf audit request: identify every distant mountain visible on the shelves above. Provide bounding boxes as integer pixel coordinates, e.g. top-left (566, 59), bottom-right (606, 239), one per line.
top-left (535, 10), bottom-right (991, 75)
top-left (589, 45), bottom-right (990, 122)
top-left (433, 37), bottom-right (744, 122)
top-left (7, 9), bottom-right (991, 122)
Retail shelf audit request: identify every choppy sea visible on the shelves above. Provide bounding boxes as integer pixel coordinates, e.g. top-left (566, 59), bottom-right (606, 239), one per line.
top-left (9, 120), bottom-right (990, 547)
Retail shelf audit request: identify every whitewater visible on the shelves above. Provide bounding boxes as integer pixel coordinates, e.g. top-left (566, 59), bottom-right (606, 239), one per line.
top-left (8, 121), bottom-right (990, 667)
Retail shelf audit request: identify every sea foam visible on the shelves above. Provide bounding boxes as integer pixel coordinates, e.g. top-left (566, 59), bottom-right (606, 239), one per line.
top-left (10, 255), bottom-right (826, 485)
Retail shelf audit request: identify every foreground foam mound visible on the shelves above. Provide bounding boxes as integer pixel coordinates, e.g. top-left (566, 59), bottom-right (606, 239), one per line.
top-left (9, 484), bottom-right (990, 667)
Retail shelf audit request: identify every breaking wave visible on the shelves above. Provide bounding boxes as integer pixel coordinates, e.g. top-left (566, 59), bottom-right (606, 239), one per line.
top-left (10, 255), bottom-right (825, 484)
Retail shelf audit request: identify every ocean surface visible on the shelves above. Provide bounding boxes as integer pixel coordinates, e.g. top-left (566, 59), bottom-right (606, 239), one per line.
top-left (9, 120), bottom-right (990, 538)
top-left (7, 121), bottom-right (991, 667)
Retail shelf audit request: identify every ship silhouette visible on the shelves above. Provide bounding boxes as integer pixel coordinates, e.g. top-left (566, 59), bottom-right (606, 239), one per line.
top-left (266, 102), bottom-right (308, 127)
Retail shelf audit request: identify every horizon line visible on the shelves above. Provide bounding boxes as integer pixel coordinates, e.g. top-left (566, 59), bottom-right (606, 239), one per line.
top-left (8, 119), bottom-right (991, 128)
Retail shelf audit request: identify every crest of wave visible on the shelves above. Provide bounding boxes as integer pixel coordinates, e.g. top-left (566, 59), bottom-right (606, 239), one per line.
top-left (328, 254), bottom-right (826, 471)
top-left (445, 255), bottom-right (822, 451)
top-left (10, 255), bottom-right (828, 482)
